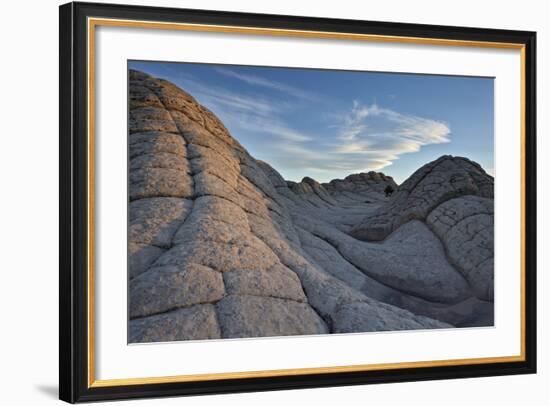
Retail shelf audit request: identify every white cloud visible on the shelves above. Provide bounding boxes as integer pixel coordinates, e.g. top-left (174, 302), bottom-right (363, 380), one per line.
top-left (241, 120), bottom-right (313, 142)
top-left (331, 101), bottom-right (450, 165)
top-left (267, 101), bottom-right (451, 182)
top-left (338, 101), bottom-right (450, 146)
top-left (174, 77), bottom-right (314, 145)
top-left (221, 113), bottom-right (313, 143)
top-left (214, 67), bottom-right (318, 101)
top-left (176, 78), bottom-right (279, 117)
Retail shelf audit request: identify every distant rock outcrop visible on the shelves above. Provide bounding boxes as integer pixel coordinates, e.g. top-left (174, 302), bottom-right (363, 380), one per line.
top-left (350, 155), bottom-right (493, 241)
top-left (323, 171), bottom-right (398, 197)
top-left (128, 70), bottom-right (494, 343)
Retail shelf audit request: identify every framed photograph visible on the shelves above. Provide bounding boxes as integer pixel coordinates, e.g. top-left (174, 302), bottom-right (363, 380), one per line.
top-left (59, 1), bottom-right (537, 403)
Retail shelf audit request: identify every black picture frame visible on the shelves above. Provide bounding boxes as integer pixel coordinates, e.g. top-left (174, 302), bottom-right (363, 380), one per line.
top-left (59, 1), bottom-right (537, 403)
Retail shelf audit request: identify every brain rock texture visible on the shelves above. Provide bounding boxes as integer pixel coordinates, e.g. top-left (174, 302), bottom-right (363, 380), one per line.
top-left (128, 70), bottom-right (494, 343)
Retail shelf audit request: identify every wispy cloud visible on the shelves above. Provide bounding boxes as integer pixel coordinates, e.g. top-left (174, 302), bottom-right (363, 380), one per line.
top-left (266, 101), bottom-right (451, 182)
top-left (215, 67), bottom-right (318, 101)
top-left (175, 77), bottom-right (280, 117)
top-left (338, 101), bottom-right (450, 146)
top-left (331, 100), bottom-right (450, 168)
top-left (235, 117), bottom-right (313, 142)
top-left (173, 77), bottom-right (314, 145)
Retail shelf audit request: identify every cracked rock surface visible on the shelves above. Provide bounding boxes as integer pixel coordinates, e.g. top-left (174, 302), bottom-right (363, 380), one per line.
top-left (128, 70), bottom-right (494, 343)
top-left (350, 155), bottom-right (493, 241)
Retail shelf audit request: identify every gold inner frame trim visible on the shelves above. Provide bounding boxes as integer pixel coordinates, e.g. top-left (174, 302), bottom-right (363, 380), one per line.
top-left (87, 17), bottom-right (527, 388)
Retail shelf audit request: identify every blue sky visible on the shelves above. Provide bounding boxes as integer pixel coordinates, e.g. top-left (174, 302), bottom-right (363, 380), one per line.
top-left (129, 60), bottom-right (494, 184)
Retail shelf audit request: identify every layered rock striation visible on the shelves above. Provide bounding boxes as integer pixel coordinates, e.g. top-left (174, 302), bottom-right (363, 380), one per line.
top-left (128, 70), bottom-right (494, 343)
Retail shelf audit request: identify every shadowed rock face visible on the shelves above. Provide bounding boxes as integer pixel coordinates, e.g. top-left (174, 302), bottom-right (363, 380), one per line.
top-left (426, 196), bottom-right (494, 301)
top-left (350, 155), bottom-right (493, 241)
top-left (128, 70), bottom-right (494, 343)
top-left (348, 156), bottom-right (495, 302)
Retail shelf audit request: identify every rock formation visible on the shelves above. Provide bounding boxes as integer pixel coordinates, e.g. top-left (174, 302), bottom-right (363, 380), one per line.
top-left (128, 70), bottom-right (494, 343)
top-left (350, 155), bottom-right (493, 241)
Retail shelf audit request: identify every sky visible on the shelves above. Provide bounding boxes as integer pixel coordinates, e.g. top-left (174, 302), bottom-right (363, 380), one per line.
top-left (129, 60), bottom-right (494, 184)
